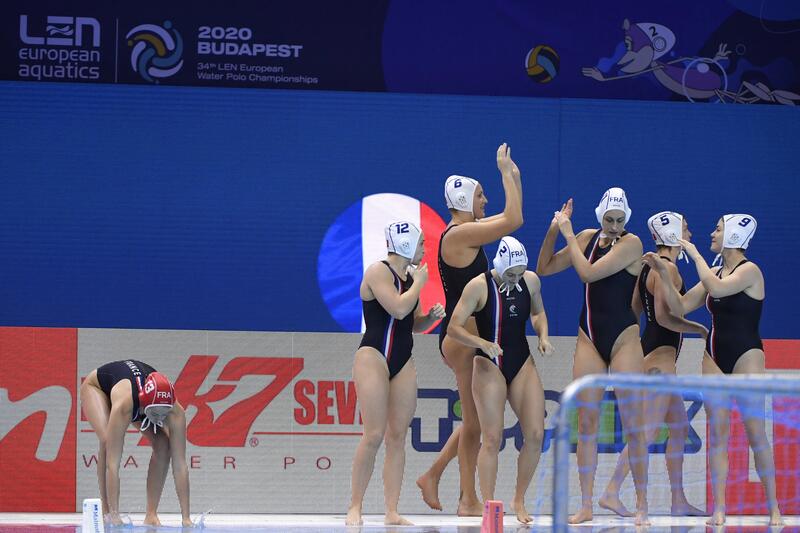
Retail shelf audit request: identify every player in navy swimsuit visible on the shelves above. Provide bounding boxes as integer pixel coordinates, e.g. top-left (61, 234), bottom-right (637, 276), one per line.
top-left (648, 214), bottom-right (782, 526)
top-left (346, 221), bottom-right (445, 527)
top-left (537, 189), bottom-right (650, 526)
top-left (80, 360), bottom-right (191, 527)
top-left (601, 212), bottom-right (706, 518)
top-left (417, 144), bottom-right (523, 516)
top-left (359, 261), bottom-right (419, 380)
top-left (447, 237), bottom-right (553, 524)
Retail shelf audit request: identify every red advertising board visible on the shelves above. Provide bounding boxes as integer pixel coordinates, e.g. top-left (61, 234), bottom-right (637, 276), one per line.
top-left (0, 327), bottom-right (77, 511)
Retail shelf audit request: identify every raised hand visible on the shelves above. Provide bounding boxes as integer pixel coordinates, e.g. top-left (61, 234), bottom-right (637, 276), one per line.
top-left (562, 197), bottom-right (573, 219)
top-left (411, 263), bottom-right (429, 286)
top-left (550, 203), bottom-right (565, 228)
top-left (554, 198), bottom-right (574, 237)
top-left (677, 239), bottom-right (700, 261)
top-left (496, 143), bottom-right (514, 175)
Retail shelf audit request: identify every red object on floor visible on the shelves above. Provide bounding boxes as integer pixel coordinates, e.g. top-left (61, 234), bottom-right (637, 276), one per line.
top-left (481, 500), bottom-right (503, 533)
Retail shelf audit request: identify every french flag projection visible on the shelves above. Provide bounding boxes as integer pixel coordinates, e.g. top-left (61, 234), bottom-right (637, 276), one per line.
top-left (318, 193), bottom-right (446, 333)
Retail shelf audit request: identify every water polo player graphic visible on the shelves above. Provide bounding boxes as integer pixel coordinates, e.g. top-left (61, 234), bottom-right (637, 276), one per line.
top-left (582, 19), bottom-right (800, 104)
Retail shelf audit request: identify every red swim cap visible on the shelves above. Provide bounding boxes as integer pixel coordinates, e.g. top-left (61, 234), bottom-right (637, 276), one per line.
top-left (138, 371), bottom-right (174, 410)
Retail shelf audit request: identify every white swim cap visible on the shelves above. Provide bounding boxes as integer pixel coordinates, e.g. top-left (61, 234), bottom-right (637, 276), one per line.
top-left (712, 213), bottom-right (756, 267)
top-left (648, 211), bottom-right (683, 247)
top-left (722, 214), bottom-right (757, 250)
top-left (493, 236), bottom-right (527, 295)
top-left (385, 221), bottom-right (422, 260)
top-left (493, 236), bottom-right (528, 276)
top-left (445, 175), bottom-right (479, 213)
top-left (595, 187), bottom-right (632, 224)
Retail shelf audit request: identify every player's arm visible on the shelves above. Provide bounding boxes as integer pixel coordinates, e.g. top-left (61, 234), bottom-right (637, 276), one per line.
top-left (566, 232), bottom-right (642, 283)
top-left (631, 269), bottom-right (644, 316)
top-left (413, 301), bottom-right (446, 332)
top-left (104, 385), bottom-right (133, 521)
top-left (680, 239), bottom-right (762, 298)
top-left (652, 264), bottom-right (708, 338)
top-left (365, 262), bottom-right (425, 319)
top-left (479, 147), bottom-right (522, 223)
top-left (444, 144), bottom-right (522, 248)
top-left (525, 272), bottom-right (554, 355)
top-left (537, 199), bottom-right (593, 276)
top-left (643, 253), bottom-right (707, 314)
top-left (700, 262), bottom-right (761, 298)
top-left (447, 277), bottom-right (500, 357)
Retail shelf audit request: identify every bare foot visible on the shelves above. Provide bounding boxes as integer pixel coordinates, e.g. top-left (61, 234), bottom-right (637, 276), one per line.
top-left (385, 512), bottom-right (414, 526)
top-left (512, 499), bottom-right (532, 524)
top-left (599, 493), bottom-right (633, 517)
top-left (457, 499), bottom-right (483, 517)
top-left (634, 509), bottom-right (650, 527)
top-left (706, 510), bottom-right (725, 526)
top-left (105, 512), bottom-right (124, 527)
top-left (143, 514), bottom-right (161, 527)
top-left (769, 509), bottom-right (784, 526)
top-left (416, 472), bottom-right (442, 511)
top-left (568, 506), bottom-right (593, 524)
top-left (345, 506), bottom-right (363, 526)
top-left (670, 500), bottom-right (706, 516)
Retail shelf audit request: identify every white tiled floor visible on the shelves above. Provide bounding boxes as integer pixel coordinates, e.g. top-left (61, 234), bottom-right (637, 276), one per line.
top-left (1, 513), bottom-right (799, 532)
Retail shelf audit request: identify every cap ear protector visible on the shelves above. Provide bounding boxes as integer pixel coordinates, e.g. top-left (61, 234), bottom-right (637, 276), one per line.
top-left (712, 214), bottom-right (757, 267)
top-left (595, 187), bottom-right (632, 224)
top-left (647, 211), bottom-right (683, 246)
top-left (722, 214), bottom-right (756, 250)
top-left (444, 175), bottom-right (479, 213)
top-left (493, 236), bottom-right (528, 276)
top-left (648, 211), bottom-right (688, 262)
top-left (385, 221), bottom-right (422, 260)
top-left (493, 236), bottom-right (528, 296)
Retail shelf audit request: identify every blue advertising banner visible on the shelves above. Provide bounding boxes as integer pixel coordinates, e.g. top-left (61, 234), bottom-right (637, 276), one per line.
top-left (1, 82), bottom-right (798, 337)
top-left (2, 0), bottom-right (799, 103)
top-left (1, 1), bottom-right (387, 90)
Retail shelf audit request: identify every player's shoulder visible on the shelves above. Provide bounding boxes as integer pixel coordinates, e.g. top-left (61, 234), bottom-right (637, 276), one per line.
top-left (364, 261), bottom-right (393, 281)
top-left (465, 272), bottom-right (488, 291)
top-left (620, 232), bottom-right (643, 247)
top-left (523, 270), bottom-right (541, 289)
top-left (576, 228), bottom-right (599, 240)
